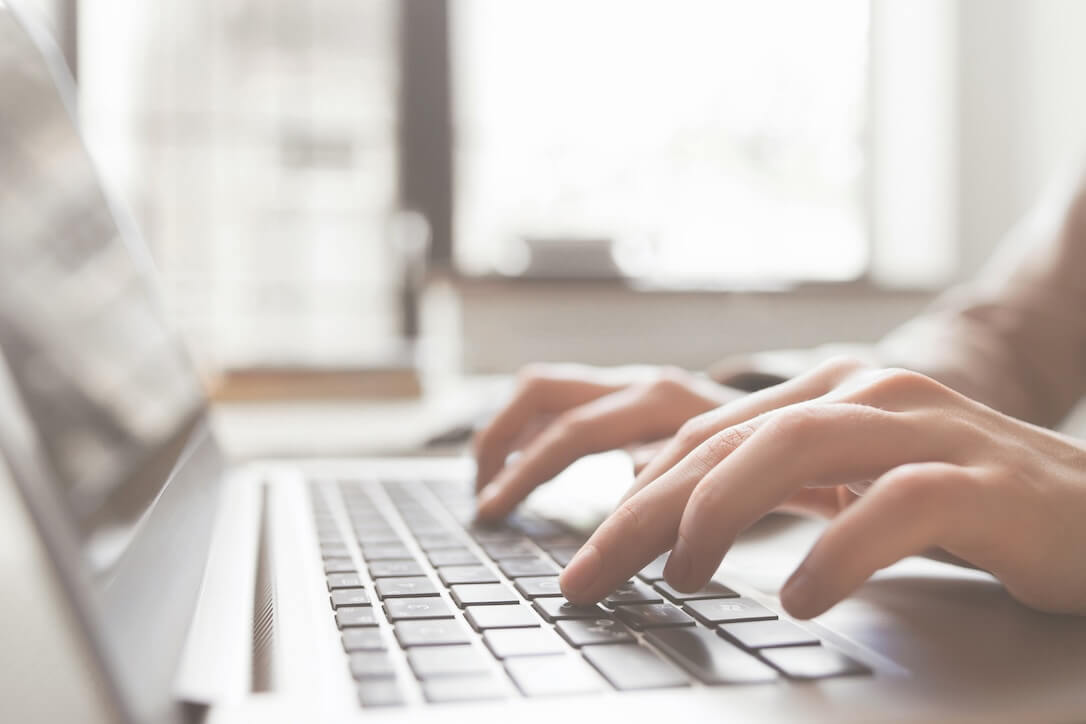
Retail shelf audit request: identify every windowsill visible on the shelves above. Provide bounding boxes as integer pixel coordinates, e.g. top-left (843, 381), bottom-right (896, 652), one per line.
top-left (439, 270), bottom-right (942, 298)
top-left (428, 273), bottom-right (939, 374)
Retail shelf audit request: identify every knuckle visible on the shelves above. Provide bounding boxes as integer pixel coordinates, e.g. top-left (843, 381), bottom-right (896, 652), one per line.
top-left (648, 366), bottom-right (693, 397)
top-left (762, 405), bottom-right (824, 444)
top-left (863, 367), bottom-right (941, 399)
top-left (818, 354), bottom-right (869, 380)
top-left (881, 464), bottom-right (957, 510)
top-left (552, 409), bottom-right (589, 442)
top-left (707, 425), bottom-right (754, 458)
top-left (514, 363), bottom-right (553, 390)
top-left (676, 414), bottom-right (714, 447)
top-left (693, 423), bottom-right (754, 470)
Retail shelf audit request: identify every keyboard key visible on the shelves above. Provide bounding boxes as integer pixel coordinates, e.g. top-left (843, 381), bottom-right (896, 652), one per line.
top-left (342, 628), bottom-right (386, 652)
top-left (407, 644), bottom-right (490, 678)
top-left (635, 553), bottom-right (669, 583)
top-left (323, 557), bottom-right (356, 573)
top-left (583, 643), bottom-right (689, 690)
top-left (353, 524), bottom-right (396, 537)
top-left (499, 557), bottom-right (560, 578)
top-left (603, 581), bottom-right (663, 606)
top-left (415, 533), bottom-right (462, 550)
top-left (645, 627), bottom-right (779, 684)
top-left (615, 604), bottom-right (696, 630)
top-left (355, 530), bottom-right (401, 545)
top-left (320, 543), bottom-right (350, 558)
top-left (357, 680), bottom-right (405, 708)
top-left (439, 565), bottom-right (499, 586)
top-left (361, 543), bottom-right (412, 561)
top-left (421, 675), bottom-right (506, 703)
top-left (369, 559), bottom-right (424, 578)
top-left (556, 618), bottom-right (634, 647)
top-left (395, 619), bottom-right (471, 647)
top-left (428, 548), bottom-right (480, 567)
top-left (404, 521), bottom-right (448, 537)
top-left (483, 627), bottom-right (565, 658)
top-left (546, 546), bottom-right (580, 566)
top-left (654, 580), bottom-right (738, 603)
top-left (347, 505), bottom-right (388, 518)
top-left (683, 597), bottom-right (777, 625)
top-left (759, 646), bottom-right (871, 680)
top-left (349, 652), bottom-right (396, 679)
top-left (375, 577), bottom-right (439, 599)
top-left (384, 597), bottom-right (454, 621)
top-left (465, 604), bottom-right (540, 630)
top-left (450, 583), bottom-right (520, 607)
top-left (533, 597), bottom-right (608, 622)
top-left (505, 655), bottom-right (605, 696)
top-left (719, 619), bottom-right (819, 649)
top-left (481, 541), bottom-right (538, 559)
top-left (467, 525), bottom-right (522, 544)
top-left (395, 505), bottom-right (432, 518)
top-left (508, 515), bottom-right (567, 540)
top-left (336, 606), bottom-right (378, 628)
top-left (330, 588), bottom-right (371, 609)
top-left (327, 573), bottom-right (363, 590)
top-left (515, 576), bottom-right (563, 599)
top-left (538, 536), bottom-right (587, 553)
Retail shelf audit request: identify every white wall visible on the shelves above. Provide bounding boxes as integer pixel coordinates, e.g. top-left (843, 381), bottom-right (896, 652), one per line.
top-left (956, 0), bottom-right (1086, 277)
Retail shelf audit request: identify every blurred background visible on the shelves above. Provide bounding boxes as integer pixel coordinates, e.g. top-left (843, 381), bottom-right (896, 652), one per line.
top-left (17, 0), bottom-right (1086, 379)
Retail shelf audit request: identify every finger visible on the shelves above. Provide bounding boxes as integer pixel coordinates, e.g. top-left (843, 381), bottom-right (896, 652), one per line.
top-left (559, 417), bottom-right (764, 604)
top-left (473, 373), bottom-right (620, 491)
top-left (476, 384), bottom-right (682, 520)
top-left (824, 366), bottom-right (962, 411)
top-left (667, 404), bottom-right (954, 592)
top-left (620, 356), bottom-right (866, 505)
top-left (779, 462), bottom-right (969, 618)
top-left (630, 439), bottom-right (668, 474)
top-left (773, 487), bottom-right (850, 519)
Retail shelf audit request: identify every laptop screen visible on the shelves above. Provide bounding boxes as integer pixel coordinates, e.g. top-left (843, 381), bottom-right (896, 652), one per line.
top-left (0, 12), bottom-right (205, 570)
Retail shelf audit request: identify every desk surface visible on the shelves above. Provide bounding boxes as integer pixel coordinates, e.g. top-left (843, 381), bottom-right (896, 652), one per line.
top-left (209, 375), bottom-right (508, 461)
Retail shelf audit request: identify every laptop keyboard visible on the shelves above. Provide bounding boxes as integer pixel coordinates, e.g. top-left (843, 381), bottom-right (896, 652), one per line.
top-left (308, 477), bottom-right (870, 707)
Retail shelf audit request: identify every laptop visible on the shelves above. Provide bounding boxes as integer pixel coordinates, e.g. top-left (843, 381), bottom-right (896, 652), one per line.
top-left (2, 3), bottom-right (1086, 722)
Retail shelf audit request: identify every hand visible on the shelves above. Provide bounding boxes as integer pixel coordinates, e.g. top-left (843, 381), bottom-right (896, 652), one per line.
top-left (473, 364), bottom-right (744, 520)
top-left (559, 357), bottom-right (1086, 618)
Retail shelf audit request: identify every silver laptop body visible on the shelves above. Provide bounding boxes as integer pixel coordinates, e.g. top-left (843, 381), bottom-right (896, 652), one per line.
top-left (2, 4), bottom-right (1086, 722)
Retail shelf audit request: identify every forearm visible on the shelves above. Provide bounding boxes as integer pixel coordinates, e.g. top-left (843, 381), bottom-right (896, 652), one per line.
top-left (877, 174), bottom-right (1086, 427)
top-left (711, 169), bottom-right (1086, 428)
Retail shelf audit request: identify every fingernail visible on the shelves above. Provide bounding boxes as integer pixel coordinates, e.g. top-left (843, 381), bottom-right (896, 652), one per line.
top-left (560, 544), bottom-right (601, 599)
top-left (781, 568), bottom-right (815, 617)
top-left (664, 542), bottom-right (691, 586)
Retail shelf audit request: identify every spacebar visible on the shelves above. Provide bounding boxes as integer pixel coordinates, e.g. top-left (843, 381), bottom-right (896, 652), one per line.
top-left (645, 627), bottom-right (779, 684)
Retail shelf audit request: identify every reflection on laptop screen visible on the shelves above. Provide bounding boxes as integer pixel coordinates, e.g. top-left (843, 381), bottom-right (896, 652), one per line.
top-left (0, 13), bottom-right (204, 569)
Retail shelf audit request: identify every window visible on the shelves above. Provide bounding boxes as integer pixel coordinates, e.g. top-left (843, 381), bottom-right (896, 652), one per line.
top-left (72, 0), bottom-right (881, 369)
top-left (79, 0), bottom-right (401, 367)
top-left (453, 0), bottom-right (870, 284)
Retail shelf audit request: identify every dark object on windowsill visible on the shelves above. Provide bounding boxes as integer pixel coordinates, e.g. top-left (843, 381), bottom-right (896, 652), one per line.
top-left (500, 237), bottom-right (622, 280)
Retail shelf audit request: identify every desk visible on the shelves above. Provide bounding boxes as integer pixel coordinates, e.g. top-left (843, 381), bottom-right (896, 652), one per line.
top-left (209, 375), bottom-right (508, 461)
